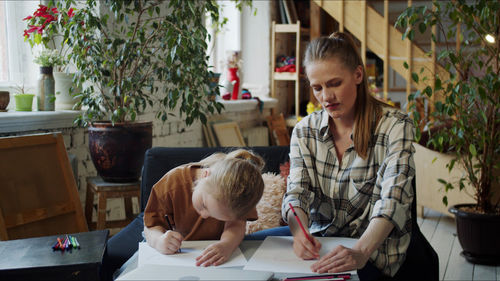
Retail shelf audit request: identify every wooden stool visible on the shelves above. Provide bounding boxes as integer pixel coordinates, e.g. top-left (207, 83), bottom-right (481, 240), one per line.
top-left (85, 176), bottom-right (140, 230)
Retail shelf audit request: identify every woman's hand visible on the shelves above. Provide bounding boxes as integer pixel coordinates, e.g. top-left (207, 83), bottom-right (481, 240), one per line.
top-left (293, 232), bottom-right (322, 260)
top-left (156, 230), bottom-right (183, 255)
top-left (195, 241), bottom-right (233, 267)
top-left (310, 245), bottom-right (369, 273)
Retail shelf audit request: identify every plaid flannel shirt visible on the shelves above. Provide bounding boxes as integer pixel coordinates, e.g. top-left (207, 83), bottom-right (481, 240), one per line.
top-left (282, 107), bottom-right (415, 276)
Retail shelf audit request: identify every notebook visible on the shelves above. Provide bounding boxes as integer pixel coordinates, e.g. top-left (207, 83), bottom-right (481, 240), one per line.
top-left (116, 264), bottom-right (274, 281)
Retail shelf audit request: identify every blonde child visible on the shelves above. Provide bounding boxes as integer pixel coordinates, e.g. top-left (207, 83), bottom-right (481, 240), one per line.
top-left (143, 149), bottom-right (264, 267)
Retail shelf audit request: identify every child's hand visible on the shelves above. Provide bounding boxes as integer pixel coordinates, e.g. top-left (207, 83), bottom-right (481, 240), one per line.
top-left (195, 241), bottom-right (232, 267)
top-left (293, 232), bottom-right (321, 260)
top-left (157, 230), bottom-right (183, 254)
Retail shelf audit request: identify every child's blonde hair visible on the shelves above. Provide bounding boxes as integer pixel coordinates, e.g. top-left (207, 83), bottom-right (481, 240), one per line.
top-left (304, 32), bottom-right (387, 159)
top-left (199, 149), bottom-right (265, 219)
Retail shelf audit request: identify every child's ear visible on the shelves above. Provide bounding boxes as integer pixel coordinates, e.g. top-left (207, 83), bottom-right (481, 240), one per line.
top-left (203, 168), bottom-right (210, 178)
top-left (354, 65), bottom-right (363, 85)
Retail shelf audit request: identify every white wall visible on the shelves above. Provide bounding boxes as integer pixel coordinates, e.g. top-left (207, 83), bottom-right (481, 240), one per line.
top-left (241, 1), bottom-right (271, 96)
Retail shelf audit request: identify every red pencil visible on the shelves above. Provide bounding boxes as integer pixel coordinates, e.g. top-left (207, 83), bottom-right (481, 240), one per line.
top-left (289, 203), bottom-right (314, 245)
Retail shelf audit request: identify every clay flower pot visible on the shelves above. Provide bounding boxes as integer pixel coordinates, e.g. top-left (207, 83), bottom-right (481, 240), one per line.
top-left (0, 91), bottom-right (9, 111)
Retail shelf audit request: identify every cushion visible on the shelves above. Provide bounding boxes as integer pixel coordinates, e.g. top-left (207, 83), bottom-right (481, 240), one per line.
top-left (246, 172), bottom-right (287, 234)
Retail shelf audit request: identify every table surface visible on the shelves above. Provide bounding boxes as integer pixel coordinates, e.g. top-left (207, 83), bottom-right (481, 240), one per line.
top-left (0, 230), bottom-right (109, 271)
top-left (115, 239), bottom-right (359, 281)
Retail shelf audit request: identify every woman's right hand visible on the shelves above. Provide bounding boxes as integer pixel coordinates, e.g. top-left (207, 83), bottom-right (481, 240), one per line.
top-left (293, 231), bottom-right (321, 260)
top-left (156, 230), bottom-right (184, 254)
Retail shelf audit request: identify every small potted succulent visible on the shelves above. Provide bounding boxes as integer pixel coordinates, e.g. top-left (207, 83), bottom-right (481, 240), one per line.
top-left (13, 85), bottom-right (35, 112)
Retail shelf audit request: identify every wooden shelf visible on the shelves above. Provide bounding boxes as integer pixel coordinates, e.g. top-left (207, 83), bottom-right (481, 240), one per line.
top-left (275, 23), bottom-right (300, 33)
top-left (273, 72), bottom-right (298, 81)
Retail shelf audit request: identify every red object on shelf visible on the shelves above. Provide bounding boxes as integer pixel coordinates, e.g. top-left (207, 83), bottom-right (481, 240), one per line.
top-left (228, 67), bottom-right (240, 100)
top-left (275, 64), bottom-right (296, 73)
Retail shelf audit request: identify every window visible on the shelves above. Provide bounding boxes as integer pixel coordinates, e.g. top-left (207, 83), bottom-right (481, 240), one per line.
top-left (0, 1), bottom-right (40, 92)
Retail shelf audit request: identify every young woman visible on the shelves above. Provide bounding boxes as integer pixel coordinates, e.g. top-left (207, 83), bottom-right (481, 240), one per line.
top-left (282, 32), bottom-right (415, 280)
top-left (144, 149), bottom-right (265, 267)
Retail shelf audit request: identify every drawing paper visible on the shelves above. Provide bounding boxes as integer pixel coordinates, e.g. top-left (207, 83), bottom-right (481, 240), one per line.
top-left (117, 264), bottom-right (274, 281)
top-left (138, 241), bottom-right (247, 268)
top-left (243, 236), bottom-right (358, 274)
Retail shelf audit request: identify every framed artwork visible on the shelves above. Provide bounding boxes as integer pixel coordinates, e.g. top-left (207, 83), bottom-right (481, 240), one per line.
top-left (212, 121), bottom-right (246, 147)
top-left (0, 133), bottom-right (88, 240)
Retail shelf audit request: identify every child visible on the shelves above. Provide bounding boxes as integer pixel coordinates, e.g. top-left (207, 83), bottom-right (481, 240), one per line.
top-left (143, 149), bottom-right (265, 267)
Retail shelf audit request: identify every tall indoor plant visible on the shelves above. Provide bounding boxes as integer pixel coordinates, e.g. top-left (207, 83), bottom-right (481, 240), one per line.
top-left (56, 0), bottom-right (247, 182)
top-left (396, 0), bottom-right (499, 264)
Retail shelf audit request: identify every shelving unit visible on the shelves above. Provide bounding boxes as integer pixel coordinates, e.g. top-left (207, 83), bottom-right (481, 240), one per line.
top-left (270, 20), bottom-right (304, 127)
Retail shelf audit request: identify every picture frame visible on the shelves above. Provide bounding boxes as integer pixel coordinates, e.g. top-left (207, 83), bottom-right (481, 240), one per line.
top-left (211, 121), bottom-right (246, 147)
top-left (0, 133), bottom-right (88, 240)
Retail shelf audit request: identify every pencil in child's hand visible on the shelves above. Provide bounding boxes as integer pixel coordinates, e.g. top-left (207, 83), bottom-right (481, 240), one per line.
top-left (164, 214), bottom-right (181, 253)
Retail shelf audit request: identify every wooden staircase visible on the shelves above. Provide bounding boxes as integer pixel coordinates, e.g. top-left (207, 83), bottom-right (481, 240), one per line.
top-left (312, 0), bottom-right (449, 104)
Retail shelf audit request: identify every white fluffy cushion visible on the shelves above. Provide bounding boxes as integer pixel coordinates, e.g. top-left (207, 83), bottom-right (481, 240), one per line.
top-left (246, 172), bottom-right (286, 234)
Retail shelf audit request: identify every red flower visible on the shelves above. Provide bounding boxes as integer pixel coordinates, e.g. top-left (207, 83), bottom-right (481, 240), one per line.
top-left (51, 7), bottom-right (58, 14)
top-left (26, 25), bottom-right (38, 34)
top-left (23, 16), bottom-right (33, 21)
top-left (68, 8), bottom-right (74, 18)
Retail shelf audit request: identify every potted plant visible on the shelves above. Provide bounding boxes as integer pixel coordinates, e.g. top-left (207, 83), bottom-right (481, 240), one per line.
top-left (23, 3), bottom-right (80, 110)
top-left (33, 48), bottom-right (64, 111)
top-left (13, 85), bottom-right (35, 112)
top-left (396, 0), bottom-right (500, 264)
top-left (54, 0), bottom-right (245, 182)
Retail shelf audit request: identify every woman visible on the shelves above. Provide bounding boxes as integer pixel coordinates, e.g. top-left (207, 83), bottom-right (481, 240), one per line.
top-left (282, 32), bottom-right (415, 280)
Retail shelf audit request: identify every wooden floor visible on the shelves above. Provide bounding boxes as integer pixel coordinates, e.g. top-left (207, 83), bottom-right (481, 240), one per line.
top-left (417, 208), bottom-right (499, 281)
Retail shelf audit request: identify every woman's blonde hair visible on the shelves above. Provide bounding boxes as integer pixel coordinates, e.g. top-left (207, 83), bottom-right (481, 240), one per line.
top-left (304, 32), bottom-right (387, 159)
top-left (199, 149), bottom-right (265, 219)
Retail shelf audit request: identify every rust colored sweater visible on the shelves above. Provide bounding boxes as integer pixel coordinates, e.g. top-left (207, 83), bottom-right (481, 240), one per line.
top-left (143, 163), bottom-right (257, 240)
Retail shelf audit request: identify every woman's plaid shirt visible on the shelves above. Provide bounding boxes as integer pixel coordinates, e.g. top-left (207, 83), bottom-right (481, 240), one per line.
top-left (282, 107), bottom-right (415, 277)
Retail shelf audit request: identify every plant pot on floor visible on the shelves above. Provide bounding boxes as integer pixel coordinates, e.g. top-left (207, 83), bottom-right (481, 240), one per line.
top-left (449, 204), bottom-right (500, 265)
top-left (14, 94), bottom-right (35, 111)
top-left (88, 121), bottom-right (152, 183)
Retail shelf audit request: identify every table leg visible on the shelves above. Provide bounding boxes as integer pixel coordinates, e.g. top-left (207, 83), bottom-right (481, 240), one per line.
top-left (97, 192), bottom-right (107, 230)
top-left (85, 183), bottom-right (94, 229)
top-left (124, 197), bottom-right (133, 221)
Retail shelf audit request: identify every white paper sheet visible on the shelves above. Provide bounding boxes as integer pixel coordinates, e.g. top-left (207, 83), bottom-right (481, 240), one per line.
top-left (243, 236), bottom-right (358, 274)
top-left (138, 241), bottom-right (248, 268)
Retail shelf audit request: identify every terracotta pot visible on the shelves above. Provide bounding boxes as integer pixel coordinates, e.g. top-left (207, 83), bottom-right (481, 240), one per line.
top-left (449, 204), bottom-right (500, 265)
top-left (0, 91), bottom-right (9, 111)
top-left (88, 121), bottom-right (152, 182)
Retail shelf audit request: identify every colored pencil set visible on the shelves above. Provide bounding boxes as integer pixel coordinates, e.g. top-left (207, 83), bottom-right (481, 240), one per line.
top-left (52, 235), bottom-right (80, 251)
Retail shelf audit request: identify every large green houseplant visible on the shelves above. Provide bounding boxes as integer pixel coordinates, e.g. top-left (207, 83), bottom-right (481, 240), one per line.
top-left (396, 0), bottom-right (499, 264)
top-left (55, 0), bottom-right (249, 182)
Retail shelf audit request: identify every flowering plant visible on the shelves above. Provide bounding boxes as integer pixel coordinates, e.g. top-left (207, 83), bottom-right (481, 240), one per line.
top-left (23, 3), bottom-right (75, 71)
top-left (33, 49), bottom-right (64, 67)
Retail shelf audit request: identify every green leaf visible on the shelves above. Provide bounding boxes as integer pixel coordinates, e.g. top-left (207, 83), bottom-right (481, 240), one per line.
top-left (469, 144), bottom-right (477, 157)
top-left (419, 22), bottom-right (427, 33)
top-left (403, 62), bottom-right (409, 69)
top-left (412, 72), bottom-right (419, 84)
top-left (442, 196), bottom-right (448, 206)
